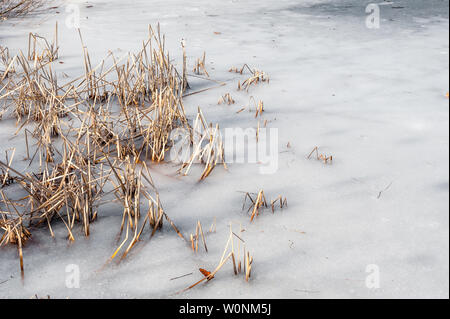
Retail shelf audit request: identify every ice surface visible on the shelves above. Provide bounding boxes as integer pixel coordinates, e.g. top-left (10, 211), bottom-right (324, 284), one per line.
top-left (0, 0), bottom-right (448, 298)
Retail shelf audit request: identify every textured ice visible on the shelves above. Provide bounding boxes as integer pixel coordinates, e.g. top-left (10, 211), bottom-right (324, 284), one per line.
top-left (0, 0), bottom-right (448, 298)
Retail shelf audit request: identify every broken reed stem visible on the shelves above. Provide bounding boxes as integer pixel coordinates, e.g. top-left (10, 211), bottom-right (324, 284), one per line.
top-left (180, 222), bottom-right (252, 294)
top-left (218, 93), bottom-right (234, 105)
top-left (236, 66), bottom-right (269, 92)
top-left (0, 0), bottom-right (42, 21)
top-left (178, 108), bottom-right (227, 180)
top-left (190, 220), bottom-right (208, 253)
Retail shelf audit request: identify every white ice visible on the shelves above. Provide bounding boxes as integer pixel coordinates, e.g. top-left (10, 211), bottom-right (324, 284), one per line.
top-left (0, 0), bottom-right (448, 298)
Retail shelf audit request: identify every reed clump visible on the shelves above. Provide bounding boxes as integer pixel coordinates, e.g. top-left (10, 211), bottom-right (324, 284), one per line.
top-left (307, 146), bottom-right (333, 164)
top-left (217, 93), bottom-right (235, 105)
top-left (27, 23), bottom-right (59, 63)
top-left (0, 46), bottom-right (15, 82)
top-left (193, 52), bottom-right (209, 77)
top-left (189, 220), bottom-right (208, 253)
top-left (242, 190), bottom-right (287, 222)
top-left (180, 223), bottom-right (253, 293)
top-left (246, 96), bottom-right (264, 118)
top-left (229, 64), bottom-right (252, 75)
top-left (0, 24), bottom-right (269, 291)
top-left (178, 108), bottom-right (227, 180)
top-left (234, 65), bottom-right (269, 92)
top-left (0, 25), bottom-right (199, 275)
top-left (0, 0), bottom-right (41, 21)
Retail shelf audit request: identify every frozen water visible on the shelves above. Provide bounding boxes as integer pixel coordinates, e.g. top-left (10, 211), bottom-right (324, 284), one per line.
top-left (0, 0), bottom-right (448, 298)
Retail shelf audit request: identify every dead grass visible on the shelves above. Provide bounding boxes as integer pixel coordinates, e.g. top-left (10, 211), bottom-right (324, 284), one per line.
top-left (0, 24), bottom-right (195, 275)
top-left (217, 93), bottom-right (235, 105)
top-left (237, 68), bottom-right (269, 92)
top-left (242, 190), bottom-right (287, 222)
top-left (178, 108), bottom-right (227, 180)
top-left (27, 23), bottom-right (59, 63)
top-left (307, 146), bottom-right (333, 164)
top-left (0, 0), bottom-right (42, 21)
top-left (193, 52), bottom-right (209, 77)
top-left (179, 223), bottom-right (253, 293)
top-left (247, 96), bottom-right (264, 118)
top-left (228, 64), bottom-right (252, 75)
top-left (190, 220), bottom-right (208, 253)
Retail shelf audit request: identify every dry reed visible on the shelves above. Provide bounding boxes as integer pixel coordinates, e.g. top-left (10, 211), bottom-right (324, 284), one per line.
top-left (178, 108), bottom-right (227, 180)
top-left (1, 24), bottom-right (270, 290)
top-left (180, 223), bottom-right (253, 293)
top-left (0, 24), bottom-right (195, 275)
top-left (193, 52), bottom-right (209, 77)
top-left (307, 146), bottom-right (333, 164)
top-left (242, 190), bottom-right (287, 222)
top-left (0, 0), bottom-right (41, 21)
top-left (217, 93), bottom-right (235, 105)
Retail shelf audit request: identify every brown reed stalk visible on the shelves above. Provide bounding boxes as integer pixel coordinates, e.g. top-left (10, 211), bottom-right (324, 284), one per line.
top-left (242, 190), bottom-right (287, 222)
top-left (218, 93), bottom-right (235, 105)
top-left (307, 146), bottom-right (333, 164)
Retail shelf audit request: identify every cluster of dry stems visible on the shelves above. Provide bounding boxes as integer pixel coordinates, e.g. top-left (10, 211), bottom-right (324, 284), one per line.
top-left (0, 25), bottom-right (223, 277)
top-left (0, 20), bottom-right (286, 291)
top-left (0, 0), bottom-right (41, 21)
